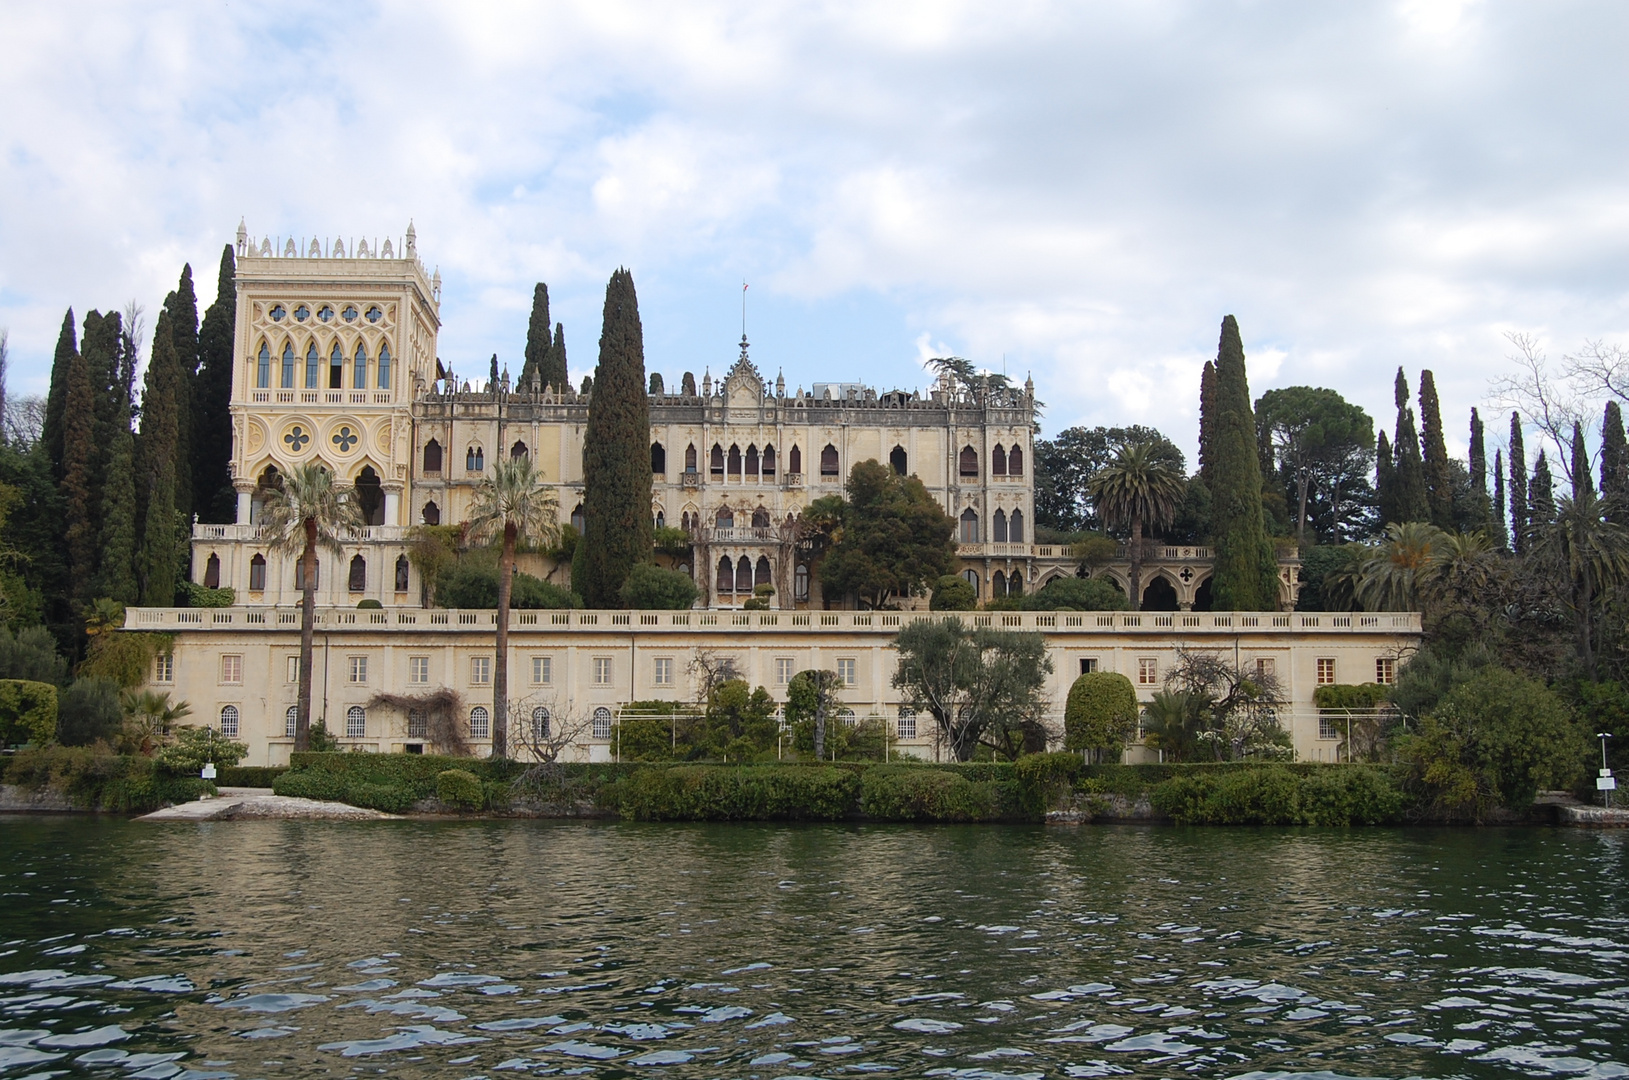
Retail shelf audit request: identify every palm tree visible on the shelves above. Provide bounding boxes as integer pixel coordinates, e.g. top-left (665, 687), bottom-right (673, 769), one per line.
top-left (1087, 441), bottom-right (1185, 611)
top-left (1352, 521), bottom-right (1447, 611)
top-left (261, 463), bottom-right (363, 751)
top-left (1529, 489), bottom-right (1629, 679)
top-left (467, 456), bottom-right (561, 757)
top-left (120, 689), bottom-right (192, 755)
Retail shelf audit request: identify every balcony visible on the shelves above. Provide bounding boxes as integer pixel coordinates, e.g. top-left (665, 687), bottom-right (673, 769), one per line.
top-left (193, 523), bottom-right (413, 543)
top-left (696, 526), bottom-right (786, 545)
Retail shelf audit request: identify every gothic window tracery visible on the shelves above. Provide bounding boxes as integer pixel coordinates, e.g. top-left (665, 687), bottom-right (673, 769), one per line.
top-left (354, 344), bottom-right (368, 389)
top-left (306, 343), bottom-right (321, 388)
top-left (890, 445), bottom-right (907, 475)
top-left (1007, 445), bottom-right (1024, 476)
top-left (959, 445), bottom-right (979, 477)
top-left (423, 439), bottom-right (442, 472)
top-left (256, 342), bottom-right (270, 388)
top-left (710, 444), bottom-right (725, 476)
top-left (329, 343), bottom-right (344, 389)
top-left (466, 445), bottom-right (484, 472)
top-left (820, 444), bottom-right (839, 476)
top-left (992, 444), bottom-right (1007, 476)
top-left (422, 501), bottom-right (440, 525)
top-left (281, 343), bottom-right (296, 388)
top-left (789, 445), bottom-right (802, 474)
top-left (510, 440), bottom-right (528, 460)
top-left (960, 508), bottom-right (980, 542)
top-left (378, 344), bottom-right (391, 389)
top-left (728, 444), bottom-right (742, 477)
top-left (762, 444), bottom-right (776, 476)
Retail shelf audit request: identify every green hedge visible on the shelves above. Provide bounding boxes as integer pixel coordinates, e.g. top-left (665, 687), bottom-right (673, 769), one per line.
top-left (609, 765), bottom-right (859, 821)
top-left (1149, 765), bottom-right (1406, 825)
top-left (860, 765), bottom-right (1001, 821)
top-left (217, 765), bottom-right (288, 788)
top-left (2, 744), bottom-right (214, 812)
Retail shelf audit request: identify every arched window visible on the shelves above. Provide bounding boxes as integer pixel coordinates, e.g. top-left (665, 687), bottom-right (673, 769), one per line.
top-left (795, 563), bottom-right (810, 601)
top-left (423, 439), bottom-right (442, 472)
top-left (710, 444), bottom-right (725, 476)
top-left (820, 444), bottom-right (839, 476)
top-left (353, 343), bottom-right (369, 389)
top-left (219, 705), bottom-right (239, 738)
top-left (532, 707), bottom-right (551, 740)
top-left (727, 444), bottom-right (742, 477)
top-left (745, 444), bottom-right (759, 477)
top-left (680, 511), bottom-right (692, 530)
top-left (285, 705), bottom-right (298, 738)
top-left (377, 344), bottom-right (391, 389)
top-left (715, 507), bottom-right (734, 529)
top-left (993, 509), bottom-right (1008, 543)
top-left (897, 707), bottom-right (917, 740)
top-left (1007, 445), bottom-right (1024, 476)
top-left (295, 557), bottom-right (320, 590)
top-left (655, 509), bottom-right (665, 529)
top-left (960, 508), bottom-right (979, 543)
top-left (959, 445), bottom-right (979, 477)
top-left (256, 342), bottom-right (271, 388)
top-left (466, 445), bottom-right (484, 472)
top-left (395, 555), bottom-right (410, 592)
top-left (249, 553), bottom-right (267, 592)
top-left (571, 504), bottom-right (585, 532)
top-left (752, 507), bottom-right (770, 529)
top-left (992, 570), bottom-right (1007, 596)
top-left (755, 556), bottom-right (772, 590)
top-left (422, 501), bottom-right (440, 525)
top-left (684, 444), bottom-right (698, 472)
top-left (736, 555), bottom-right (753, 594)
top-left (354, 466), bottom-right (384, 526)
top-left (510, 440), bottom-right (528, 460)
top-left (1009, 509), bottom-right (1024, 543)
top-left (962, 568), bottom-right (980, 596)
top-left (348, 554), bottom-right (367, 592)
top-left (762, 444), bottom-right (776, 476)
top-left (469, 707), bottom-right (490, 739)
top-left (1008, 570), bottom-right (1024, 596)
top-left (992, 444), bottom-right (1007, 476)
top-left (346, 705), bottom-right (366, 738)
top-left (789, 445), bottom-right (802, 474)
top-left (281, 343), bottom-right (296, 388)
top-left (717, 556), bottom-right (734, 593)
top-left (329, 342), bottom-right (344, 389)
top-left (592, 707), bottom-right (612, 739)
top-left (651, 443), bottom-right (666, 473)
top-left (839, 709), bottom-right (857, 728)
top-left (408, 709), bottom-right (427, 738)
top-left (203, 552), bottom-right (221, 588)
top-left (890, 446), bottom-right (908, 475)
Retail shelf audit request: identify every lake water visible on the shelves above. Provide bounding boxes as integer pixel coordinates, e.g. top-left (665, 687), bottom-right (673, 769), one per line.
top-left (1, 817), bottom-right (1626, 1080)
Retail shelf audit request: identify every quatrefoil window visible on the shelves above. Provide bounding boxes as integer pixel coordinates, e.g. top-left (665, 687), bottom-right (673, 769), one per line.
top-left (317, 305), bottom-right (334, 322)
top-left (293, 304), bottom-right (310, 322)
top-left (365, 305), bottom-right (383, 323)
top-left (269, 304), bottom-right (286, 321)
top-left (283, 426), bottom-right (310, 451)
top-left (1179, 567), bottom-right (1195, 584)
top-left (342, 305), bottom-right (359, 322)
top-left (332, 426), bottom-right (358, 452)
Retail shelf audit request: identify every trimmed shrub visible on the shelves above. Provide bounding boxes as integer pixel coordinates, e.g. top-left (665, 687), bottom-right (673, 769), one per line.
top-left (619, 562), bottom-right (698, 609)
top-left (1150, 765), bottom-right (1406, 825)
top-left (217, 765), bottom-right (287, 788)
top-left (182, 583), bottom-right (236, 608)
top-left (2, 744), bottom-right (213, 812)
top-left (1312, 683), bottom-right (1390, 710)
top-left (156, 725), bottom-right (247, 773)
top-left (860, 765), bottom-right (1002, 821)
top-left (0, 679), bottom-right (57, 747)
top-left (1019, 576), bottom-right (1128, 612)
top-left (437, 768), bottom-right (484, 810)
top-left (611, 765), bottom-right (859, 821)
top-left (1064, 672), bottom-right (1139, 760)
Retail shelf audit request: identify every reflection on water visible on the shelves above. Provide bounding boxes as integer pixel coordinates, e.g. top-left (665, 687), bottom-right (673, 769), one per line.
top-left (1, 817), bottom-right (1626, 1078)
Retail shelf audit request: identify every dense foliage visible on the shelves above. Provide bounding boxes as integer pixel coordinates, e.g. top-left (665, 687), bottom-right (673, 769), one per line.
top-left (1064, 672), bottom-right (1138, 761)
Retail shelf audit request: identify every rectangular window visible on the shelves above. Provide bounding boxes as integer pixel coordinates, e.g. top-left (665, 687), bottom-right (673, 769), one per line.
top-left (775, 657), bottom-right (795, 685)
top-left (286, 655), bottom-right (302, 683)
top-left (220, 654), bottom-right (243, 685)
top-left (837, 658), bottom-right (857, 686)
top-left (1137, 657), bottom-right (1158, 686)
top-left (1317, 658), bottom-right (1337, 685)
top-left (408, 710), bottom-right (427, 738)
top-left (1255, 658), bottom-right (1276, 679)
top-left (1319, 714), bottom-right (1340, 740)
top-left (471, 656), bottom-right (491, 685)
top-left (1376, 657), bottom-right (1397, 685)
top-left (409, 656), bottom-right (429, 685)
top-left (532, 656), bottom-right (552, 685)
top-left (594, 657), bottom-right (612, 686)
top-left (654, 657), bottom-right (674, 686)
top-left (1078, 657), bottom-right (1098, 675)
top-left (154, 655), bottom-right (174, 683)
top-left (348, 656), bottom-right (368, 684)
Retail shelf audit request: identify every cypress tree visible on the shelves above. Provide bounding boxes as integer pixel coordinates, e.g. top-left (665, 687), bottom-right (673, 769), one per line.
top-left (543, 322), bottom-right (568, 391)
top-left (137, 311), bottom-right (181, 605)
top-left (1529, 451), bottom-right (1555, 527)
top-left (1206, 316), bottom-right (1279, 611)
top-left (81, 310), bottom-right (121, 517)
top-left (96, 381), bottom-right (139, 604)
top-left (193, 245), bottom-right (237, 522)
top-left (649, 373), bottom-right (664, 395)
top-left (574, 268), bottom-right (653, 607)
top-left (1465, 407), bottom-right (1490, 532)
top-left (1491, 449), bottom-right (1510, 550)
top-left (1197, 359), bottom-right (1217, 486)
top-left (1375, 429), bottom-right (1394, 523)
top-left (61, 344), bottom-right (97, 601)
top-left (43, 308), bottom-right (75, 481)
top-left (1571, 422), bottom-right (1593, 498)
top-left (488, 353), bottom-right (499, 391)
top-left (164, 266), bottom-right (199, 523)
top-left (1509, 413), bottom-right (1528, 553)
top-left (1418, 370), bottom-right (1452, 528)
top-left (1601, 400), bottom-right (1627, 508)
top-left (519, 283), bottom-right (550, 389)
top-left (1393, 405), bottom-right (1429, 523)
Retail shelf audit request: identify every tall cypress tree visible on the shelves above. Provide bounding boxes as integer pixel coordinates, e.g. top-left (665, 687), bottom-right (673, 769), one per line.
top-left (1601, 400), bottom-right (1627, 511)
top-left (1393, 405), bottom-right (1429, 523)
top-left (1466, 407), bottom-right (1490, 532)
top-left (137, 311), bottom-right (181, 605)
top-left (81, 310), bottom-right (121, 521)
top-left (1509, 413), bottom-right (1528, 553)
top-left (1418, 370), bottom-right (1452, 528)
top-left (43, 308), bottom-right (75, 481)
top-left (164, 266), bottom-right (199, 523)
top-left (1491, 449), bottom-right (1510, 550)
top-left (61, 344), bottom-right (97, 601)
top-left (193, 245), bottom-right (237, 522)
top-left (1571, 422), bottom-right (1594, 498)
top-left (96, 378), bottom-right (139, 604)
top-left (1375, 429), bottom-right (1394, 522)
top-left (1197, 359), bottom-right (1217, 486)
top-left (1206, 316), bottom-right (1279, 611)
top-left (575, 269), bottom-right (653, 607)
top-left (1529, 451), bottom-right (1555, 527)
top-left (519, 283), bottom-right (550, 389)
top-left (543, 322), bottom-right (568, 392)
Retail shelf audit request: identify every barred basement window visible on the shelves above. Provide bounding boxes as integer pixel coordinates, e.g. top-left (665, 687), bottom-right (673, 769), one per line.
top-left (592, 707), bottom-right (612, 739)
top-left (839, 709), bottom-right (857, 728)
top-left (408, 709), bottom-right (427, 738)
top-left (897, 707), bottom-right (917, 740)
top-left (532, 707), bottom-right (551, 740)
top-left (346, 705), bottom-right (366, 739)
top-left (469, 706), bottom-right (490, 739)
top-left (1319, 714), bottom-right (1340, 740)
top-left (219, 705), bottom-right (239, 738)
top-left (285, 706), bottom-right (298, 738)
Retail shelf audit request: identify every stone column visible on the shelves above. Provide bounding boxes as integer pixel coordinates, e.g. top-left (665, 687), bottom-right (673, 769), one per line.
top-left (383, 485), bottom-right (403, 527)
top-left (236, 483), bottom-right (254, 524)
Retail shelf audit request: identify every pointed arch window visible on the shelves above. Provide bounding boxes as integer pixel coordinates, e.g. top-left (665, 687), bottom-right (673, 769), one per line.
top-left (348, 554), bottom-right (367, 592)
top-left (281, 343), bottom-right (296, 388)
top-left (329, 343), bottom-right (344, 388)
top-left (717, 556), bottom-right (734, 593)
top-left (249, 553), bottom-right (267, 592)
top-left (299, 343), bottom-right (315, 388)
top-left (422, 500), bottom-right (440, 525)
top-left (684, 444), bottom-right (698, 473)
top-left (466, 445), bottom-right (484, 472)
top-left (959, 445), bottom-right (979, 477)
top-left (960, 508), bottom-right (979, 543)
top-left (890, 445), bottom-right (907, 475)
top-left (794, 563), bottom-right (810, 601)
top-left (295, 557), bottom-right (320, 590)
top-left (727, 444), bottom-right (742, 477)
top-left (993, 569), bottom-right (1008, 596)
top-left (755, 556), bottom-right (772, 591)
top-left (651, 442), bottom-right (666, 474)
top-left (203, 552), bottom-right (221, 588)
top-left (654, 509), bottom-right (665, 528)
top-left (257, 342), bottom-right (271, 388)
top-left (377, 344), bottom-right (391, 389)
top-left (992, 444), bottom-right (1008, 476)
top-left (354, 343), bottom-right (369, 389)
top-left (510, 440), bottom-right (528, 460)
top-left (1007, 445), bottom-right (1024, 476)
top-left (993, 509), bottom-right (1008, 542)
top-left (571, 504), bottom-right (585, 532)
top-left (715, 507), bottom-right (734, 529)
top-left (962, 568), bottom-right (980, 596)
top-left (736, 555), bottom-right (753, 594)
top-left (820, 444), bottom-right (839, 476)
top-left (1009, 509), bottom-right (1024, 542)
top-left (423, 438), bottom-right (442, 473)
top-left (680, 510), bottom-right (692, 530)
top-left (762, 444), bottom-right (776, 476)
top-left (789, 445), bottom-right (802, 474)
top-left (395, 554), bottom-right (410, 592)
top-left (751, 507), bottom-right (770, 529)
top-left (710, 444), bottom-right (725, 476)
top-left (745, 444), bottom-right (759, 477)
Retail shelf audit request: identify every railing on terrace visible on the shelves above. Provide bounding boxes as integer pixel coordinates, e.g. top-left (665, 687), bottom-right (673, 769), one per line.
top-left (192, 523), bottom-right (413, 542)
top-left (123, 607), bottom-right (1421, 634)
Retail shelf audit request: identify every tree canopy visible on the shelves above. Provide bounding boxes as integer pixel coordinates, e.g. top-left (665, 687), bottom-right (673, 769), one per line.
top-left (810, 459), bottom-right (956, 609)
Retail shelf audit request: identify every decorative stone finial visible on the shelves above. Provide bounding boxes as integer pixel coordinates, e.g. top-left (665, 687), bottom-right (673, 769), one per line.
top-left (776, 369), bottom-right (785, 398)
top-left (236, 218), bottom-right (247, 255)
top-left (405, 220), bottom-right (416, 257)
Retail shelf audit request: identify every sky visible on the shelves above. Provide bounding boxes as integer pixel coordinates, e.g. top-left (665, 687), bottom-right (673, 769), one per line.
top-left (2, 0), bottom-right (1628, 468)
